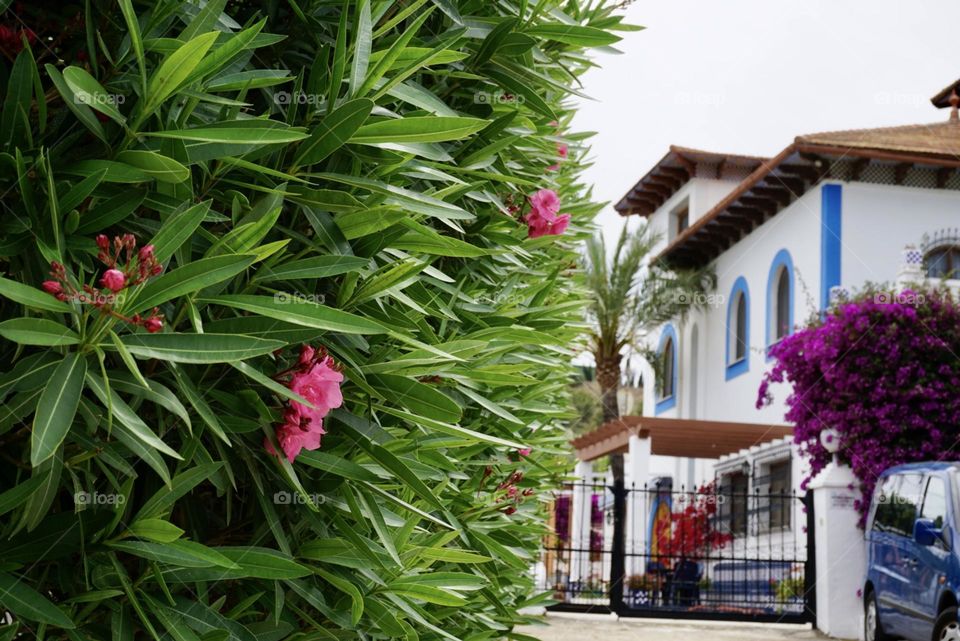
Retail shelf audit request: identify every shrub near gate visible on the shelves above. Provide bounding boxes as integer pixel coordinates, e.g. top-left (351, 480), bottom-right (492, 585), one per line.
top-left (0, 1), bottom-right (634, 638)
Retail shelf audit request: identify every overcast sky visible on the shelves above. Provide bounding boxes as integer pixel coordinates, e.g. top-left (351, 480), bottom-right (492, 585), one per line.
top-left (573, 0), bottom-right (960, 241)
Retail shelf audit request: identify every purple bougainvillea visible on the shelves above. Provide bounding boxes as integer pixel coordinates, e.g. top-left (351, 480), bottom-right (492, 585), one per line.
top-left (758, 288), bottom-right (960, 525)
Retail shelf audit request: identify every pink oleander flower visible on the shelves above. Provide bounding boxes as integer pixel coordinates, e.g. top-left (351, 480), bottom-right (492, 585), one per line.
top-left (265, 406), bottom-right (326, 462)
top-left (265, 346), bottom-right (344, 462)
top-left (518, 448), bottom-right (531, 457)
top-left (529, 189), bottom-right (560, 217)
top-left (290, 353), bottom-right (344, 420)
top-left (525, 209), bottom-right (571, 238)
top-left (100, 268), bottom-right (126, 292)
top-left (557, 143), bottom-right (568, 159)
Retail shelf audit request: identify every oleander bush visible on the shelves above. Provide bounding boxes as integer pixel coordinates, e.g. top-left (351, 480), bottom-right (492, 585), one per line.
top-left (0, 0), bottom-right (633, 638)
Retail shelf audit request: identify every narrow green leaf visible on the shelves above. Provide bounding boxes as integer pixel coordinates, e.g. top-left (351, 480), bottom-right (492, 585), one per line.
top-left (0, 572), bottom-right (75, 628)
top-left (130, 254), bottom-right (256, 313)
top-left (200, 294), bottom-right (386, 335)
top-left (293, 98), bottom-right (373, 167)
top-left (121, 333), bottom-right (285, 363)
top-left (31, 354), bottom-right (86, 466)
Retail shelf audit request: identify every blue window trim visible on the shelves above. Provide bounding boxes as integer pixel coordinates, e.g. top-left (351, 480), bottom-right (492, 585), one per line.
top-left (765, 249), bottom-right (795, 359)
top-left (820, 184), bottom-right (842, 311)
top-left (725, 277), bottom-right (750, 380)
top-left (654, 324), bottom-right (678, 414)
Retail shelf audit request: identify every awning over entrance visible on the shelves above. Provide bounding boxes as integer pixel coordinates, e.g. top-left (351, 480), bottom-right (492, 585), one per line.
top-left (570, 415), bottom-right (792, 462)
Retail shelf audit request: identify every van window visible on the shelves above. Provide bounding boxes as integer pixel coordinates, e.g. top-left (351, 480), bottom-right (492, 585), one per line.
top-left (921, 476), bottom-right (948, 529)
top-left (874, 473), bottom-right (923, 536)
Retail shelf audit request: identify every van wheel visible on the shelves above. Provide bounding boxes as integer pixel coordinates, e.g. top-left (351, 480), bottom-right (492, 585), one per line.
top-left (934, 606), bottom-right (960, 641)
top-left (864, 591), bottom-right (894, 641)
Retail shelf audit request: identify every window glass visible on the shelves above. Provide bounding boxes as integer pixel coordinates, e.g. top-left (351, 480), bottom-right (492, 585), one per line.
top-left (660, 338), bottom-right (674, 400)
top-left (921, 477), bottom-right (948, 530)
top-left (720, 472), bottom-right (748, 536)
top-left (926, 247), bottom-right (960, 279)
top-left (768, 460), bottom-right (791, 529)
top-left (732, 294), bottom-right (747, 362)
top-left (874, 474), bottom-right (922, 536)
top-left (775, 268), bottom-right (790, 340)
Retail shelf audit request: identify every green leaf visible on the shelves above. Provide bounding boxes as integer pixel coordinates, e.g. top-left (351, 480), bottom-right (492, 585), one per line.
top-left (121, 333), bottom-right (285, 363)
top-left (85, 372), bottom-right (182, 461)
top-left (31, 354), bottom-right (86, 467)
top-left (127, 518), bottom-right (185, 543)
top-left (351, 117), bottom-right (487, 144)
top-left (149, 200), bottom-right (212, 264)
top-left (130, 254), bottom-right (257, 314)
top-left (297, 451), bottom-right (379, 482)
top-left (44, 65), bottom-right (107, 142)
top-left (140, 31), bottom-right (220, 118)
top-left (0, 277), bottom-right (70, 313)
top-left (200, 294), bottom-right (386, 334)
top-left (293, 98), bottom-right (373, 167)
top-left (368, 374), bottom-right (461, 423)
top-left (252, 255), bottom-right (368, 282)
top-left (315, 567), bottom-right (364, 625)
top-left (348, 0), bottom-right (372, 98)
top-left (0, 318), bottom-right (80, 346)
top-left (145, 126), bottom-right (308, 144)
top-left (62, 66), bottom-right (126, 124)
top-left (525, 23), bottom-right (622, 46)
top-left (136, 463), bottom-right (224, 520)
top-left (0, 572), bottom-right (75, 629)
top-left (115, 150), bottom-right (190, 184)
top-left (0, 472), bottom-right (50, 517)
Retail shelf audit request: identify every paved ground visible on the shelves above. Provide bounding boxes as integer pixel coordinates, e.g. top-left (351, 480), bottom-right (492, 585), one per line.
top-left (515, 614), bottom-right (832, 641)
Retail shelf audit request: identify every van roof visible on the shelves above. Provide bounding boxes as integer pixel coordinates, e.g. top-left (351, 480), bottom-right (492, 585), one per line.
top-left (881, 461), bottom-right (960, 475)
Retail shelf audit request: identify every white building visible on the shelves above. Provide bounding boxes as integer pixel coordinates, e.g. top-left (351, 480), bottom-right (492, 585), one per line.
top-left (556, 80), bottom-right (960, 611)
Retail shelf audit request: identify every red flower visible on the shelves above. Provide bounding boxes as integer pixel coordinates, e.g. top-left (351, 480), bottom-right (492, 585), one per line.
top-left (100, 269), bottom-right (126, 292)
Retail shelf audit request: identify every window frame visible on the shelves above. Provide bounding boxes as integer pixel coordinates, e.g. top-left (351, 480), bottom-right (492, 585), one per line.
top-left (925, 246), bottom-right (960, 280)
top-left (765, 249), bottom-right (794, 355)
top-left (654, 324), bottom-right (678, 414)
top-left (725, 277), bottom-right (750, 380)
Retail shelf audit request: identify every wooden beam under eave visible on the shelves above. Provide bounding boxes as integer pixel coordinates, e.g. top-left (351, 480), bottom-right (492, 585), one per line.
top-left (674, 153), bottom-right (697, 177)
top-left (849, 157), bottom-right (870, 181)
top-left (779, 163), bottom-right (820, 182)
top-left (766, 173), bottom-right (806, 194)
top-left (647, 173), bottom-right (682, 191)
top-left (641, 182), bottom-right (674, 198)
top-left (894, 162), bottom-right (913, 185)
top-left (659, 166), bottom-right (690, 181)
top-left (937, 167), bottom-right (956, 188)
top-left (738, 195), bottom-right (779, 214)
top-left (727, 205), bottom-right (766, 223)
top-left (751, 186), bottom-right (792, 207)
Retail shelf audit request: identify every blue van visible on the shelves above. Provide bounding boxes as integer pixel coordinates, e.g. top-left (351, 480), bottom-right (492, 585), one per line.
top-left (864, 462), bottom-right (960, 641)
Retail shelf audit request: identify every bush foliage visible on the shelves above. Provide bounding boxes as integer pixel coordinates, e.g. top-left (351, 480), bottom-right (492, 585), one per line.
top-left (759, 287), bottom-right (960, 524)
top-left (0, 1), bottom-right (632, 638)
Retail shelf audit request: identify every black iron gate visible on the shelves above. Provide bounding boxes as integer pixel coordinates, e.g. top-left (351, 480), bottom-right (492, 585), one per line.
top-left (539, 480), bottom-right (816, 623)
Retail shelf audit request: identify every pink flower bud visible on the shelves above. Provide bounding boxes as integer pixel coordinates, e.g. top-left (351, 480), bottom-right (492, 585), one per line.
top-left (138, 244), bottom-right (155, 261)
top-left (144, 317), bottom-right (163, 333)
top-left (100, 269), bottom-right (126, 292)
top-left (42, 280), bottom-right (63, 295)
top-left (95, 234), bottom-right (109, 250)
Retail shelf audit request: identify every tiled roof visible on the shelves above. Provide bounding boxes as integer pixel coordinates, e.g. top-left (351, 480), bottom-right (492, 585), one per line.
top-left (795, 119), bottom-right (960, 159)
top-left (614, 146), bottom-right (767, 216)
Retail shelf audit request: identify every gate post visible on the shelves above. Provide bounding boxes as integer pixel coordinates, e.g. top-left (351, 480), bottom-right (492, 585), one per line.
top-left (609, 478), bottom-right (627, 615)
top-left (808, 457), bottom-right (865, 639)
top-left (804, 490), bottom-right (817, 623)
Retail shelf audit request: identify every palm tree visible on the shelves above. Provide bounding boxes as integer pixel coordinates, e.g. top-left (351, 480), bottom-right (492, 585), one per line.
top-left (583, 223), bottom-right (712, 480)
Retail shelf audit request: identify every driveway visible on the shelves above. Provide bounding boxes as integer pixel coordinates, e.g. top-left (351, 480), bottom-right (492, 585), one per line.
top-left (515, 613), bottom-right (832, 641)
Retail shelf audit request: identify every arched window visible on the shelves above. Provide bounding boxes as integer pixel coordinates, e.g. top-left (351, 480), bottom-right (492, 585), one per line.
top-left (765, 249), bottom-right (794, 350)
top-left (655, 325), bottom-right (678, 414)
top-left (925, 246), bottom-right (960, 279)
top-left (661, 338), bottom-right (675, 399)
top-left (726, 277), bottom-right (750, 380)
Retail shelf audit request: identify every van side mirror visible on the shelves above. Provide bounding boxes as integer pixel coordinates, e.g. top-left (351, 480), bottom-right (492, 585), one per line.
top-left (914, 518), bottom-right (939, 546)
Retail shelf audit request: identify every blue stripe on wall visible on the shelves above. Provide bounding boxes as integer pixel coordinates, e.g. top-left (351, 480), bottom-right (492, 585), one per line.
top-left (820, 184), bottom-right (842, 310)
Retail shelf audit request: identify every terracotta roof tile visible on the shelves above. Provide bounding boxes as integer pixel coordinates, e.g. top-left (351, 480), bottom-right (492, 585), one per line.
top-left (795, 120), bottom-right (960, 159)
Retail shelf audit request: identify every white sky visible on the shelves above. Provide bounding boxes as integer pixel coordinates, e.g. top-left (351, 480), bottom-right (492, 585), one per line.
top-left (573, 0), bottom-right (960, 241)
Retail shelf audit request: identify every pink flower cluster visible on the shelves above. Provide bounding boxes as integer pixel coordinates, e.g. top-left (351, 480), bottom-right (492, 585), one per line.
top-left (41, 234), bottom-right (165, 333)
top-left (264, 345), bottom-right (344, 462)
top-left (525, 189), bottom-right (570, 238)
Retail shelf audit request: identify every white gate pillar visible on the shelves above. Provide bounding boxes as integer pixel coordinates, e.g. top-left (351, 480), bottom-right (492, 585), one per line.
top-left (570, 460), bottom-right (594, 587)
top-left (626, 433), bottom-right (651, 579)
top-left (809, 430), bottom-right (866, 639)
